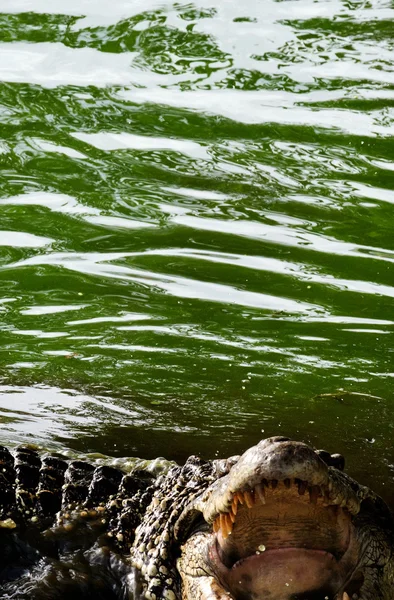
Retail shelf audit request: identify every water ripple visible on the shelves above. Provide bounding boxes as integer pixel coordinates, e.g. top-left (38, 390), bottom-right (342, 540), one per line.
top-left (0, 0), bottom-right (393, 482)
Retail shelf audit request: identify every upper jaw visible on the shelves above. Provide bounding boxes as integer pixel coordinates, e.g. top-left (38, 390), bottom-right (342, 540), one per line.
top-left (199, 438), bottom-right (361, 524)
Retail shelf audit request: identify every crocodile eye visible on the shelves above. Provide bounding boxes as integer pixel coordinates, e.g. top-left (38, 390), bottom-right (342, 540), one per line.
top-left (330, 453), bottom-right (345, 471)
top-left (315, 450), bottom-right (345, 471)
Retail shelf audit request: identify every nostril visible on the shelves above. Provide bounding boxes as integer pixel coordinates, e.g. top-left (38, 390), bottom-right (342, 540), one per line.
top-left (270, 436), bottom-right (291, 443)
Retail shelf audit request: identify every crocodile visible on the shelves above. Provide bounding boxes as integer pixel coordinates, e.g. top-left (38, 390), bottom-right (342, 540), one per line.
top-left (0, 436), bottom-right (393, 600)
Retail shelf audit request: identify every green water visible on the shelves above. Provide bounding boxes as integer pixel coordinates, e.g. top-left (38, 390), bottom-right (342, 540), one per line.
top-left (0, 0), bottom-right (393, 504)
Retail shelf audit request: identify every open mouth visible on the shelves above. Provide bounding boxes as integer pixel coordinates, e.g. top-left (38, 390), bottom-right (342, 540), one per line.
top-left (206, 478), bottom-right (362, 599)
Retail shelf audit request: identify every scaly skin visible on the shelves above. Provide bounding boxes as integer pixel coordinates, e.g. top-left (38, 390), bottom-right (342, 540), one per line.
top-left (0, 438), bottom-right (393, 600)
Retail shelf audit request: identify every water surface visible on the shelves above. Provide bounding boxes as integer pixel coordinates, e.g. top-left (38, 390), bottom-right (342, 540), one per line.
top-left (0, 0), bottom-right (393, 504)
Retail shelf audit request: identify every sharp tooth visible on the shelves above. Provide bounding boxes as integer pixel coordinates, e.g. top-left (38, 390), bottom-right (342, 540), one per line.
top-left (298, 480), bottom-right (308, 496)
top-left (244, 490), bottom-right (254, 508)
top-left (255, 484), bottom-right (266, 504)
top-left (229, 510), bottom-right (236, 523)
top-left (226, 513), bottom-right (233, 535)
top-left (309, 486), bottom-right (320, 505)
top-left (219, 513), bottom-right (233, 538)
top-left (232, 496), bottom-right (238, 515)
top-left (220, 513), bottom-right (228, 538)
top-left (236, 492), bottom-right (245, 505)
top-left (213, 517), bottom-right (220, 533)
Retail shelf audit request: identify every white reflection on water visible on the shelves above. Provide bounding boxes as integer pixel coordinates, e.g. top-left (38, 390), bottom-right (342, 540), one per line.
top-left (119, 89), bottom-right (394, 137)
top-left (5, 251), bottom-right (324, 314)
top-left (0, 42), bottom-right (199, 88)
top-left (168, 213), bottom-right (394, 263)
top-left (11, 330), bottom-right (69, 338)
top-left (351, 182), bottom-right (394, 206)
top-left (0, 231), bottom-right (53, 248)
top-left (69, 313), bottom-right (151, 326)
top-left (0, 193), bottom-right (156, 231)
top-left (5, 242), bottom-right (394, 315)
top-left (1, 0), bottom-right (392, 91)
top-left (21, 305), bottom-right (87, 316)
top-left (145, 248), bottom-right (394, 299)
top-left (0, 385), bottom-right (143, 443)
top-left (72, 132), bottom-right (210, 160)
top-left (0, 192), bottom-right (100, 215)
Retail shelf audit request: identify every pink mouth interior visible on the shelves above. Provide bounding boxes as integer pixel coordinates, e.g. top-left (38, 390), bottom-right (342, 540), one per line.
top-left (208, 482), bottom-right (357, 599)
top-left (216, 546), bottom-right (342, 599)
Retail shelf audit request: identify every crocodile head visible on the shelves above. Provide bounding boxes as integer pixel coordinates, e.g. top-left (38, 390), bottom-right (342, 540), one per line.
top-left (177, 437), bottom-right (394, 600)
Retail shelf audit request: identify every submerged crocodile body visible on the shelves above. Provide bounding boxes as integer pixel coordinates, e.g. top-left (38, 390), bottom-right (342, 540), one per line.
top-left (0, 437), bottom-right (393, 600)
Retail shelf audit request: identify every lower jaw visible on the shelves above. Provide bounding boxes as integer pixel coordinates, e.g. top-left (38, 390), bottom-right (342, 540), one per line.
top-left (210, 544), bottom-right (347, 599)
